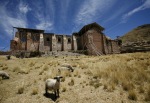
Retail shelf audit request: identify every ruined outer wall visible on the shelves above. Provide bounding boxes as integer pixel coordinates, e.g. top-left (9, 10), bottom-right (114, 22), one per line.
top-left (26, 32), bottom-right (39, 51)
top-left (43, 34), bottom-right (52, 51)
top-left (111, 40), bottom-right (120, 53)
top-left (39, 33), bottom-right (44, 52)
top-left (72, 35), bottom-right (77, 51)
top-left (56, 35), bottom-right (63, 51)
top-left (66, 36), bottom-right (72, 51)
top-left (10, 40), bottom-right (20, 51)
top-left (84, 29), bottom-right (104, 55)
top-left (63, 35), bottom-right (67, 51)
top-left (103, 36), bottom-right (113, 54)
top-left (51, 35), bottom-right (57, 51)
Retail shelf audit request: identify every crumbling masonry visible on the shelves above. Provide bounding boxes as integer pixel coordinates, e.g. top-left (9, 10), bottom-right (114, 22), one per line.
top-left (10, 22), bottom-right (121, 55)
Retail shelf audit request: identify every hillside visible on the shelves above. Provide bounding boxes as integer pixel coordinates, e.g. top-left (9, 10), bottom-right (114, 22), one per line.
top-left (120, 24), bottom-right (150, 45)
top-left (0, 53), bottom-right (150, 103)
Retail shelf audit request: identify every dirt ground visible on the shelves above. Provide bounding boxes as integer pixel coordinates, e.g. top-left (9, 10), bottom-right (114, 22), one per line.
top-left (0, 52), bottom-right (150, 103)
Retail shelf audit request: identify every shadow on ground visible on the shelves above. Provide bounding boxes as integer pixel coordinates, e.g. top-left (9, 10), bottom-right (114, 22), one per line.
top-left (43, 93), bottom-right (58, 101)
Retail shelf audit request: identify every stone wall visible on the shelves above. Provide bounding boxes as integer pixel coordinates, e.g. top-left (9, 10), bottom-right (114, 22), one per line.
top-left (72, 35), bottom-right (76, 51)
top-left (111, 40), bottom-right (120, 53)
top-left (43, 34), bottom-right (52, 51)
top-left (56, 35), bottom-right (63, 51)
top-left (66, 35), bottom-right (72, 51)
top-left (26, 32), bottom-right (39, 51)
top-left (81, 29), bottom-right (104, 55)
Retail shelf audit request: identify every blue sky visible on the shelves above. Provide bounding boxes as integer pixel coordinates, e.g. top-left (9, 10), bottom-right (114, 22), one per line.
top-left (0, 0), bottom-right (150, 51)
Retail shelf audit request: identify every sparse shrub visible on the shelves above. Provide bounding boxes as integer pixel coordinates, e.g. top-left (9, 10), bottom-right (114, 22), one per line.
top-left (89, 79), bottom-right (102, 89)
top-left (145, 86), bottom-right (150, 101)
top-left (79, 63), bottom-right (88, 69)
top-left (73, 70), bottom-right (79, 77)
top-left (29, 62), bottom-right (35, 67)
top-left (17, 86), bottom-right (24, 94)
top-left (13, 66), bottom-right (20, 73)
top-left (94, 83), bottom-right (102, 89)
top-left (83, 81), bottom-right (86, 84)
top-left (128, 90), bottom-right (137, 101)
top-left (31, 88), bottom-right (38, 95)
top-left (72, 63), bottom-right (78, 67)
top-left (34, 80), bottom-right (37, 84)
top-left (61, 77), bottom-right (65, 82)
top-left (68, 78), bottom-right (74, 86)
top-left (2, 66), bottom-right (8, 70)
top-left (106, 82), bottom-right (116, 92)
top-left (61, 70), bottom-right (70, 77)
top-left (62, 87), bottom-right (66, 92)
top-left (78, 75), bottom-right (81, 78)
top-left (43, 65), bottom-right (49, 71)
top-left (0, 63), bottom-right (3, 67)
top-left (103, 84), bottom-right (108, 90)
top-left (18, 68), bottom-right (30, 74)
top-left (39, 70), bottom-right (44, 75)
top-left (138, 86), bottom-right (144, 93)
top-left (122, 82), bottom-right (134, 91)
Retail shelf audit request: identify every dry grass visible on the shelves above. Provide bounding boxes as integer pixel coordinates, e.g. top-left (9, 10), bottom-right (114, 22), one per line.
top-left (68, 78), bottom-right (74, 86)
top-left (145, 85), bottom-right (150, 101)
top-left (128, 90), bottom-right (137, 101)
top-left (0, 52), bottom-right (150, 103)
top-left (17, 86), bottom-right (24, 94)
top-left (31, 87), bottom-right (38, 95)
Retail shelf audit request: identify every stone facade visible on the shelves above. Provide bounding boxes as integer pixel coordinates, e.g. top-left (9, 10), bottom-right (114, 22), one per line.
top-left (10, 23), bottom-right (121, 55)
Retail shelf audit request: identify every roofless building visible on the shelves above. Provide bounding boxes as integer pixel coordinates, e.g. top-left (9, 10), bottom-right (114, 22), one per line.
top-left (10, 22), bottom-right (121, 55)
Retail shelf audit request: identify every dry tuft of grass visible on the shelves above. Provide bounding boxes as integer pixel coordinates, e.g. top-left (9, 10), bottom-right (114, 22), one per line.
top-left (122, 81), bottom-right (134, 91)
top-left (138, 86), bottom-right (145, 93)
top-left (68, 78), bottom-right (74, 86)
top-left (31, 87), bottom-right (38, 95)
top-left (61, 87), bottom-right (67, 92)
top-left (128, 90), bottom-right (137, 101)
top-left (61, 70), bottom-right (71, 77)
top-left (145, 86), bottom-right (150, 101)
top-left (29, 61), bottom-right (35, 67)
top-left (107, 83), bottom-right (116, 92)
top-left (61, 77), bottom-right (65, 82)
top-left (103, 84), bottom-right (108, 90)
top-left (89, 79), bottom-right (102, 89)
top-left (42, 65), bottom-right (49, 71)
top-left (73, 70), bottom-right (79, 77)
top-left (2, 66), bottom-right (8, 70)
top-left (13, 66), bottom-right (21, 73)
top-left (17, 86), bottom-right (24, 94)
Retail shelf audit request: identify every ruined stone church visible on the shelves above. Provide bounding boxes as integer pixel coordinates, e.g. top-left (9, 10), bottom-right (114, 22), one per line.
top-left (10, 22), bottom-right (120, 55)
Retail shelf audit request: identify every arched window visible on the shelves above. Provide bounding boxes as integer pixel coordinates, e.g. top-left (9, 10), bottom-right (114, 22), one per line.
top-left (46, 37), bottom-right (50, 41)
top-left (68, 38), bottom-right (71, 43)
top-left (57, 37), bottom-right (61, 43)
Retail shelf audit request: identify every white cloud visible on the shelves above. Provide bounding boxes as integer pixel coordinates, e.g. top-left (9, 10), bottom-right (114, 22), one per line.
top-left (122, 0), bottom-right (150, 22)
top-left (34, 0), bottom-right (54, 31)
top-left (19, 2), bottom-right (31, 14)
top-left (36, 22), bottom-right (53, 30)
top-left (75, 0), bottom-right (117, 25)
top-left (0, 1), bottom-right (28, 37)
